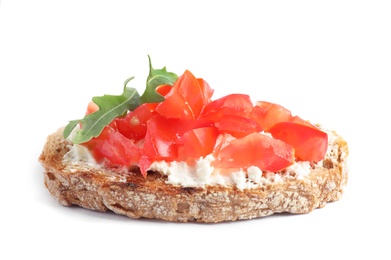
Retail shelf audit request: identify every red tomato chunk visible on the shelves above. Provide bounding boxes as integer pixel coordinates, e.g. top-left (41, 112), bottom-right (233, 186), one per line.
top-left (84, 125), bottom-right (141, 167)
top-left (213, 132), bottom-right (295, 172)
top-left (82, 70), bottom-right (328, 177)
top-left (156, 70), bottom-right (213, 120)
top-left (177, 127), bottom-right (219, 163)
top-left (269, 122), bottom-right (328, 162)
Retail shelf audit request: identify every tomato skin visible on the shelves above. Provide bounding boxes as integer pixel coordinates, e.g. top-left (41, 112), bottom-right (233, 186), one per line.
top-left (249, 101), bottom-right (292, 131)
top-left (213, 132), bottom-right (295, 172)
top-left (215, 114), bottom-right (261, 138)
top-left (200, 94), bottom-right (254, 122)
top-left (139, 155), bottom-right (153, 177)
top-left (116, 103), bottom-right (158, 141)
top-left (83, 125), bottom-right (141, 167)
top-left (82, 69), bottom-right (328, 177)
top-left (177, 126), bottom-right (219, 162)
top-left (197, 78), bottom-right (214, 103)
top-left (250, 101), bottom-right (320, 132)
top-left (142, 115), bottom-right (178, 161)
top-left (156, 84), bottom-right (173, 97)
top-left (157, 89), bottom-right (191, 118)
top-left (268, 122), bottom-right (328, 162)
top-left (138, 116), bottom-right (213, 176)
top-left (289, 115), bottom-right (317, 129)
top-left (156, 70), bottom-right (208, 120)
top-left (200, 94), bottom-right (260, 137)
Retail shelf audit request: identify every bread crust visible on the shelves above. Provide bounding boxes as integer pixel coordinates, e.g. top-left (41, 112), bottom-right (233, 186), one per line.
top-left (39, 128), bottom-right (349, 223)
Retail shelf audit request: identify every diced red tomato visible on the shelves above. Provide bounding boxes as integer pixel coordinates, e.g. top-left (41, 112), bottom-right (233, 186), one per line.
top-left (249, 101), bottom-right (292, 131)
top-left (142, 115), bottom-right (214, 157)
top-left (83, 125), bottom-right (141, 167)
top-left (82, 69), bottom-right (328, 177)
top-left (116, 103), bottom-right (158, 141)
top-left (289, 115), bottom-right (317, 129)
top-left (156, 84), bottom-right (173, 97)
top-left (215, 114), bottom-right (261, 138)
top-left (156, 70), bottom-right (210, 120)
top-left (268, 122), bottom-right (328, 162)
top-left (139, 155), bottom-right (153, 178)
top-left (213, 133), bottom-right (236, 154)
top-left (250, 101), bottom-right (319, 131)
top-left (200, 94), bottom-right (254, 122)
top-left (177, 127), bottom-right (219, 162)
top-left (173, 118), bottom-right (214, 137)
top-left (213, 132), bottom-right (295, 172)
top-left (142, 115), bottom-right (178, 161)
top-left (157, 89), bottom-right (191, 118)
top-left (197, 78), bottom-right (214, 103)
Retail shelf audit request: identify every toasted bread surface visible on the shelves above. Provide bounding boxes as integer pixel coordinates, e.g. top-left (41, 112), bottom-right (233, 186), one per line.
top-left (39, 128), bottom-right (348, 222)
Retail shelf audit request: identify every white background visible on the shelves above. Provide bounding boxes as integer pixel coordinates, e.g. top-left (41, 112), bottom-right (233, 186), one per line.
top-left (1, 0), bottom-right (390, 259)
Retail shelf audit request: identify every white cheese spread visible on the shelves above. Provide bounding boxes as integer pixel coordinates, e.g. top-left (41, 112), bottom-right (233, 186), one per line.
top-left (63, 126), bottom-right (333, 190)
top-left (63, 144), bottom-right (317, 190)
top-left (63, 125), bottom-right (98, 168)
top-left (63, 144), bottom-right (97, 165)
top-left (149, 156), bottom-right (313, 190)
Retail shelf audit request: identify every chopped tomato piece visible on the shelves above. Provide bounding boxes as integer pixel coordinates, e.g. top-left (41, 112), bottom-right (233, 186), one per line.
top-left (142, 115), bottom-right (178, 161)
top-left (82, 69), bottom-right (328, 178)
top-left (139, 155), bottom-right (153, 178)
top-left (289, 115), bottom-right (317, 129)
top-left (83, 126), bottom-right (141, 167)
top-left (249, 101), bottom-right (292, 131)
top-left (213, 133), bottom-right (236, 153)
top-left (116, 103), bottom-right (158, 141)
top-left (197, 78), bottom-right (214, 103)
top-left (215, 114), bottom-right (261, 137)
top-left (213, 132), bottom-right (294, 172)
top-left (269, 122), bottom-right (328, 162)
top-left (156, 84), bottom-right (173, 97)
top-left (250, 101), bottom-right (319, 131)
top-left (171, 118), bottom-right (214, 137)
top-left (157, 89), bottom-right (192, 118)
top-left (156, 70), bottom-right (209, 119)
top-left (177, 127), bottom-right (219, 162)
top-left (200, 94), bottom-right (254, 122)
top-left (142, 114), bottom-right (215, 166)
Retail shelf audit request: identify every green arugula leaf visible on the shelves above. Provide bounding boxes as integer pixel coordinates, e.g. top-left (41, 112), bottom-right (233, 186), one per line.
top-left (63, 78), bottom-right (140, 144)
top-left (63, 56), bottom-right (178, 144)
top-left (63, 120), bottom-right (79, 140)
top-left (140, 55), bottom-right (178, 103)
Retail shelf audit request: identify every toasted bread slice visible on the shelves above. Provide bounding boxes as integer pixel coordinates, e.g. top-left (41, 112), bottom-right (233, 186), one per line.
top-left (39, 127), bottom-right (348, 223)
